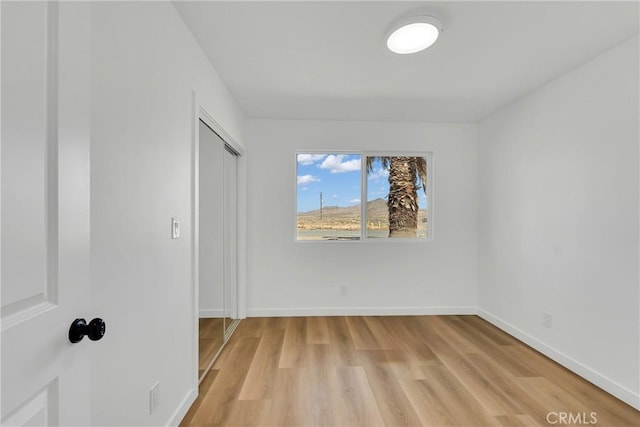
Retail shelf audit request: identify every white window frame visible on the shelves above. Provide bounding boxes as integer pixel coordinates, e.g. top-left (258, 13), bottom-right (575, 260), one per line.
top-left (295, 151), bottom-right (433, 242)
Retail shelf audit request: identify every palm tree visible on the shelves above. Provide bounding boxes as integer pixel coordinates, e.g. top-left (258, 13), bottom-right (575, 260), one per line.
top-left (366, 156), bottom-right (427, 237)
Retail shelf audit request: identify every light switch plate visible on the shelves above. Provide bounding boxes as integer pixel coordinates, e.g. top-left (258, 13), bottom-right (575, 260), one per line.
top-left (171, 218), bottom-right (180, 239)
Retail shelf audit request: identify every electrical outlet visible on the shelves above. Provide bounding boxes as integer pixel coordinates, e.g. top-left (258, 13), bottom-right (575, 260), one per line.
top-left (340, 285), bottom-right (348, 296)
top-left (149, 382), bottom-right (160, 414)
top-left (543, 312), bottom-right (553, 328)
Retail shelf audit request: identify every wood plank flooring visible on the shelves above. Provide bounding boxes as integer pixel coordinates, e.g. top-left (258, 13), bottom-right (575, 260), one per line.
top-left (181, 316), bottom-right (640, 426)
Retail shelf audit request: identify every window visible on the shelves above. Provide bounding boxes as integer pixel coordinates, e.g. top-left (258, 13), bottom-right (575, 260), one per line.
top-left (296, 152), bottom-right (431, 241)
top-left (365, 155), bottom-right (429, 238)
top-left (296, 153), bottom-right (362, 241)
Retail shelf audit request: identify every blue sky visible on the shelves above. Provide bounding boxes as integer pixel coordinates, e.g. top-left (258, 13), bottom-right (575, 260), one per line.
top-left (296, 154), bottom-right (428, 213)
top-left (296, 154), bottom-right (362, 213)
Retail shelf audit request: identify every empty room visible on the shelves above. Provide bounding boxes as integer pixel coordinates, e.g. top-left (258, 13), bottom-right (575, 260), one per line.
top-left (1, 1), bottom-right (639, 426)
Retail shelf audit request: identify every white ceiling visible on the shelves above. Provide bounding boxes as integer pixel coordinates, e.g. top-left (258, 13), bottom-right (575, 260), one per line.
top-left (173, 1), bottom-right (639, 122)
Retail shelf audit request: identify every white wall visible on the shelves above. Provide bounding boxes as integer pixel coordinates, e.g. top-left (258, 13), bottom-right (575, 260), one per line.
top-left (90, 2), bottom-right (245, 425)
top-left (246, 120), bottom-right (477, 316)
top-left (478, 36), bottom-right (639, 408)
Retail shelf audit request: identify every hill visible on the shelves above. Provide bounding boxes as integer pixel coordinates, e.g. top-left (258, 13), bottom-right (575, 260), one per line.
top-left (299, 198), bottom-right (386, 218)
top-left (297, 198), bottom-right (426, 231)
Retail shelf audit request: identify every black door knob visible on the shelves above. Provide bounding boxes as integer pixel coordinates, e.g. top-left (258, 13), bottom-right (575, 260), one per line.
top-left (69, 318), bottom-right (106, 343)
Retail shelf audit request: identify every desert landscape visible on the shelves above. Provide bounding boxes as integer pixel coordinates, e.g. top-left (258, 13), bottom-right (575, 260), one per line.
top-left (297, 198), bottom-right (427, 240)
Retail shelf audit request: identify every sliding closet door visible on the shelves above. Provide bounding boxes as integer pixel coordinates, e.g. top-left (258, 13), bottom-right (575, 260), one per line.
top-left (223, 146), bottom-right (238, 334)
top-left (198, 120), bottom-right (224, 377)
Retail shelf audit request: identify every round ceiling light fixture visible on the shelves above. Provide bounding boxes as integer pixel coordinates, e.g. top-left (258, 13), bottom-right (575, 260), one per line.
top-left (386, 15), bottom-right (444, 54)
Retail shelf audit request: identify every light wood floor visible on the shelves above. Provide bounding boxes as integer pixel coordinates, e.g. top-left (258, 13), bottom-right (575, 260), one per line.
top-left (182, 316), bottom-right (640, 426)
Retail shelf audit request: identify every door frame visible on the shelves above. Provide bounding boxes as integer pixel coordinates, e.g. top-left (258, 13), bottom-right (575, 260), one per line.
top-left (173, 92), bottom-right (247, 424)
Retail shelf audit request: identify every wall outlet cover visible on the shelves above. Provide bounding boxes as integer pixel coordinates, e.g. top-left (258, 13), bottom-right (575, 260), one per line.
top-left (149, 382), bottom-right (160, 414)
top-left (543, 312), bottom-right (553, 328)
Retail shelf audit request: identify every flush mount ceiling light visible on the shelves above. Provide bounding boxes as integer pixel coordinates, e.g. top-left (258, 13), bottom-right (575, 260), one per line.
top-left (386, 15), bottom-right (444, 54)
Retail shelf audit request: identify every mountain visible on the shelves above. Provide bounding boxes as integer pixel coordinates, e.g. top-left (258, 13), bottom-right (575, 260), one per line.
top-left (299, 198), bottom-right (386, 218)
top-left (298, 198), bottom-right (426, 223)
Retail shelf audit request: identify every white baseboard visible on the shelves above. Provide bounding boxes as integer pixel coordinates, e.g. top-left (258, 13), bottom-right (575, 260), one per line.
top-left (477, 308), bottom-right (640, 411)
top-left (167, 386), bottom-right (197, 427)
top-left (199, 309), bottom-right (223, 318)
top-left (246, 306), bottom-right (477, 317)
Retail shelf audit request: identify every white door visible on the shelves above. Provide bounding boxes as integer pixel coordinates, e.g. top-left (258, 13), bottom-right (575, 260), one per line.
top-left (198, 120), bottom-right (224, 322)
top-left (223, 146), bottom-right (238, 330)
top-left (1, 2), bottom-right (92, 425)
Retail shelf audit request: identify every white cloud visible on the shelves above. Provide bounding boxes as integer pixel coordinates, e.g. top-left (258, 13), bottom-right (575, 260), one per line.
top-left (319, 155), bottom-right (361, 173)
top-left (349, 198), bottom-right (361, 205)
top-left (297, 174), bottom-right (320, 185)
top-left (297, 154), bottom-right (327, 165)
top-left (368, 167), bottom-right (389, 181)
